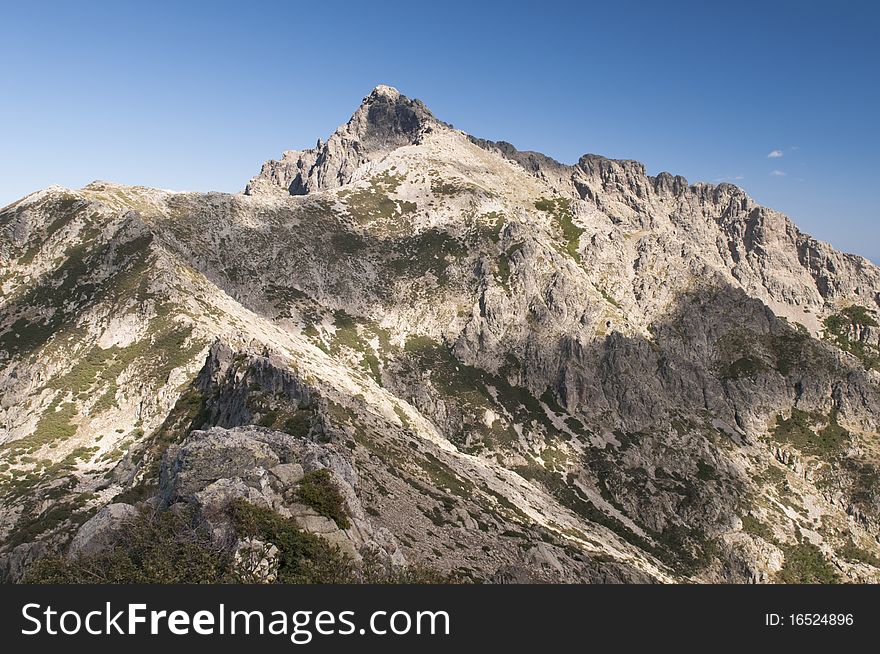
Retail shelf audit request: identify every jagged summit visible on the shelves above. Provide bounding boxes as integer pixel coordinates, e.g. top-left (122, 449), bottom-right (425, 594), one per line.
top-left (347, 84), bottom-right (438, 150)
top-left (245, 85), bottom-right (441, 196)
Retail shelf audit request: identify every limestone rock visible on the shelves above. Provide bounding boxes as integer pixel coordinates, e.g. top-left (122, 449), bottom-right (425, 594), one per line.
top-left (270, 462), bottom-right (304, 486)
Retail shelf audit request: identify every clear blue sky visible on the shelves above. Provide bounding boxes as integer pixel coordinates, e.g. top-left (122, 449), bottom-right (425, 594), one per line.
top-left (1, 1), bottom-right (878, 262)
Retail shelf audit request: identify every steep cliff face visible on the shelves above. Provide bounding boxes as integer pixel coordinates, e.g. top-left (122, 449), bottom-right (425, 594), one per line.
top-left (2, 86), bottom-right (879, 583)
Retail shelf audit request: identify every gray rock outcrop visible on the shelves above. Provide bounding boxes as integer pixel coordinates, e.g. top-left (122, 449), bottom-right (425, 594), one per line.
top-left (68, 503), bottom-right (139, 558)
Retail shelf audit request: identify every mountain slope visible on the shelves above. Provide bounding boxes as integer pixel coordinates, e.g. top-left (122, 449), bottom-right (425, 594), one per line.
top-left (1, 86), bottom-right (879, 583)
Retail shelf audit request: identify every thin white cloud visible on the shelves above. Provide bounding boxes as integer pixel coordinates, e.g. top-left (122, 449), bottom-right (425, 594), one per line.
top-left (714, 174), bottom-right (744, 182)
top-left (790, 145), bottom-right (800, 151)
top-left (767, 149), bottom-right (784, 158)
top-left (770, 170), bottom-right (786, 177)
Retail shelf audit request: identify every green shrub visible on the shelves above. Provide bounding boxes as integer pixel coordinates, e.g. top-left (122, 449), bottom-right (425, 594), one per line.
top-left (770, 408), bottom-right (849, 457)
top-left (229, 500), bottom-right (459, 584)
top-left (24, 500), bottom-right (455, 585)
top-left (696, 461), bottom-right (719, 481)
top-left (839, 305), bottom-right (878, 328)
top-left (837, 539), bottom-right (880, 568)
top-left (24, 507), bottom-right (232, 583)
top-left (740, 514), bottom-right (774, 542)
top-left (228, 498), bottom-right (353, 583)
top-left (777, 542), bottom-right (838, 584)
top-left (2, 400), bottom-right (78, 455)
top-left (297, 469), bottom-right (350, 529)
top-left (721, 356), bottom-right (767, 380)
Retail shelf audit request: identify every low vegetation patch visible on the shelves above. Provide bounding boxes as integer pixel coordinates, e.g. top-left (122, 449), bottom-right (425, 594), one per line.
top-left (777, 542), bottom-right (838, 584)
top-left (534, 197), bottom-right (582, 263)
top-left (740, 514), bottom-right (775, 542)
top-left (123, 385), bottom-right (208, 486)
top-left (27, 501), bottom-right (456, 584)
top-left (1, 400), bottom-right (78, 456)
top-left (402, 335), bottom-right (563, 450)
top-left (770, 408), bottom-right (849, 458)
top-left (823, 305), bottom-right (879, 370)
top-left (297, 469), bottom-right (350, 529)
top-left (721, 356), bottom-right (767, 380)
top-left (388, 228), bottom-right (466, 285)
top-left (228, 498), bottom-right (351, 582)
top-left (838, 539), bottom-right (880, 568)
top-left (25, 507), bottom-right (232, 583)
top-left (340, 171), bottom-right (416, 226)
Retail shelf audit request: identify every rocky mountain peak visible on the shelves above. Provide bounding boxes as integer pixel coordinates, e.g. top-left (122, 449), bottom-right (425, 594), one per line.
top-left (347, 83), bottom-right (436, 150)
top-left (368, 83), bottom-right (400, 99)
top-left (245, 85), bottom-right (439, 196)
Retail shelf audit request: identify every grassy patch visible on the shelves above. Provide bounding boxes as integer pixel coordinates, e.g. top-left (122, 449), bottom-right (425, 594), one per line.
top-left (2, 400), bottom-right (78, 456)
top-left (696, 461), bottom-right (719, 481)
top-left (837, 539), bottom-right (880, 568)
top-left (340, 171), bottom-right (416, 226)
top-left (0, 318), bottom-right (56, 359)
top-left (430, 177), bottom-right (463, 196)
top-left (417, 451), bottom-right (474, 499)
top-left (482, 211), bottom-right (505, 243)
top-left (599, 288), bottom-right (622, 309)
top-left (326, 310), bottom-right (382, 384)
top-left (388, 228), bottom-right (466, 285)
top-left (496, 251), bottom-right (512, 290)
top-left (330, 232), bottom-right (365, 254)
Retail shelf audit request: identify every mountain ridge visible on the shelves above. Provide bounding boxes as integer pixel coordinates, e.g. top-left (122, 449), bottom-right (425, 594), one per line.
top-left (1, 85), bottom-right (879, 584)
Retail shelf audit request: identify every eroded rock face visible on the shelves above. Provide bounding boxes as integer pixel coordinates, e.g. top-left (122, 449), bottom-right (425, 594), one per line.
top-left (160, 428), bottom-right (286, 505)
top-left (2, 85), bottom-right (880, 584)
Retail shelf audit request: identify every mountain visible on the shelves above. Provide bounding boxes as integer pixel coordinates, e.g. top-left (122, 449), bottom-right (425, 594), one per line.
top-left (1, 86), bottom-right (879, 583)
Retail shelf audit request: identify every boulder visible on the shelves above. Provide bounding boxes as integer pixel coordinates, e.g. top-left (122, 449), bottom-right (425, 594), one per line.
top-left (68, 503), bottom-right (139, 558)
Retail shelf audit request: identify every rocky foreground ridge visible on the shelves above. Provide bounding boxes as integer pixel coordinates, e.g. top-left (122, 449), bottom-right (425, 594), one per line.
top-left (1, 85), bottom-right (879, 583)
